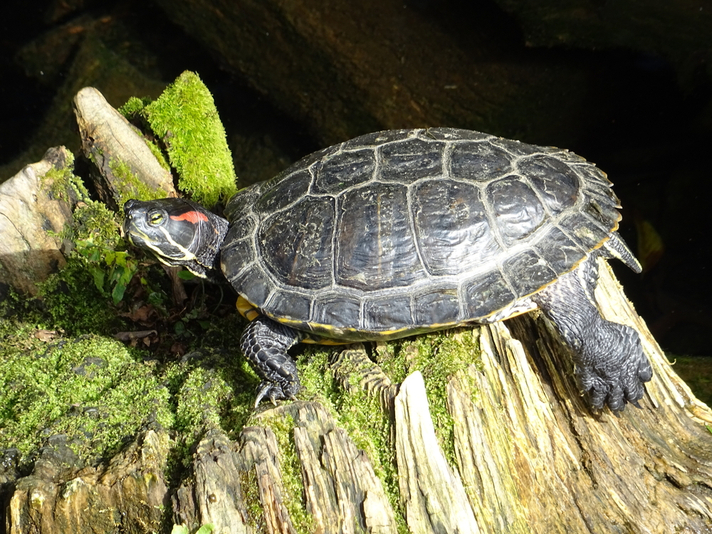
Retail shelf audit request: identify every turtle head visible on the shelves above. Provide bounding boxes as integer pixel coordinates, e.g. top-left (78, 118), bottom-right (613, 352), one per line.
top-left (123, 198), bottom-right (228, 279)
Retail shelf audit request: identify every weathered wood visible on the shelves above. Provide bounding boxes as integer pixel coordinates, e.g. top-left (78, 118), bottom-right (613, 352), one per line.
top-left (0, 146), bottom-right (76, 295)
top-left (4, 200), bottom-right (711, 533)
top-left (172, 403), bottom-right (398, 534)
top-left (163, 259), bottom-right (712, 533)
top-left (6, 84), bottom-right (711, 532)
top-left (443, 260), bottom-right (712, 533)
top-left (73, 87), bottom-right (176, 208)
top-left (395, 372), bottom-right (480, 534)
top-left (6, 430), bottom-right (170, 534)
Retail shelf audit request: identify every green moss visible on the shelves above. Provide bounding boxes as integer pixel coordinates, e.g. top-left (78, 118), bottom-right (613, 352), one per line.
top-left (239, 467), bottom-right (266, 530)
top-left (72, 199), bottom-right (122, 251)
top-left (142, 71), bottom-right (237, 208)
top-left (118, 96), bottom-right (151, 118)
top-left (38, 260), bottom-right (124, 335)
top-left (256, 411), bottom-right (315, 534)
top-left (109, 157), bottom-right (170, 205)
top-left (285, 333), bottom-right (482, 532)
top-left (413, 329), bottom-right (481, 465)
top-left (146, 139), bottom-right (172, 172)
top-left (175, 365), bottom-right (232, 444)
top-left (42, 152), bottom-right (88, 203)
top-left (39, 191), bottom-right (139, 312)
top-left (0, 330), bottom-right (172, 467)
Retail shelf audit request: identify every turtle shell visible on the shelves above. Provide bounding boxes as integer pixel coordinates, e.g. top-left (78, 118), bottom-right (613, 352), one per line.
top-left (221, 128), bottom-right (622, 341)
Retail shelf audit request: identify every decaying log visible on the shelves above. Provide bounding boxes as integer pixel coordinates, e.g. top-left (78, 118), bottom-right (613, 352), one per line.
top-left (6, 430), bottom-right (170, 534)
top-left (0, 146), bottom-right (77, 295)
top-left (6, 88), bottom-right (711, 533)
top-left (165, 260), bottom-right (712, 533)
top-left (73, 87), bottom-right (176, 208)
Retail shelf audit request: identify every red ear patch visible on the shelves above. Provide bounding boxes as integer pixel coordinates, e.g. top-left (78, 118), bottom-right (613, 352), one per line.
top-left (170, 211), bottom-right (209, 224)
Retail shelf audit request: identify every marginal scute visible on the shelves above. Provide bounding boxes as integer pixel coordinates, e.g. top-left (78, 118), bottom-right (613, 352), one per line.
top-left (533, 226), bottom-right (587, 275)
top-left (221, 217), bottom-right (256, 256)
top-left (268, 291), bottom-right (312, 325)
top-left (560, 212), bottom-right (613, 251)
top-left (503, 250), bottom-right (558, 298)
top-left (312, 293), bottom-right (362, 331)
top-left (462, 270), bottom-right (516, 320)
top-left (224, 183), bottom-right (262, 222)
top-left (575, 163), bottom-right (612, 188)
top-left (220, 236), bottom-right (254, 283)
top-left (363, 295), bottom-right (414, 331)
top-left (237, 266), bottom-right (273, 309)
top-left (413, 179), bottom-right (502, 276)
top-left (413, 286), bottom-right (460, 326)
top-left (518, 155), bottom-right (580, 216)
top-left (583, 196), bottom-right (620, 227)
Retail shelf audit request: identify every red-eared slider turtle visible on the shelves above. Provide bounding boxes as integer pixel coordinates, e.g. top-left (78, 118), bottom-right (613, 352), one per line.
top-left (123, 128), bottom-right (652, 411)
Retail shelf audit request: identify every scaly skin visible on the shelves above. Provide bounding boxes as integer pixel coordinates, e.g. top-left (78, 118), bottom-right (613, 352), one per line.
top-left (533, 255), bottom-right (652, 411)
top-left (240, 316), bottom-right (303, 406)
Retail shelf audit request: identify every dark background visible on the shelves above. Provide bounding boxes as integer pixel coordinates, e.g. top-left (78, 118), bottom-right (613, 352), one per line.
top-left (0, 0), bottom-right (710, 357)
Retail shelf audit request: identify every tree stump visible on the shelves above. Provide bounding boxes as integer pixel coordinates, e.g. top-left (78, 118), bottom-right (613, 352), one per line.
top-left (168, 260), bottom-right (712, 533)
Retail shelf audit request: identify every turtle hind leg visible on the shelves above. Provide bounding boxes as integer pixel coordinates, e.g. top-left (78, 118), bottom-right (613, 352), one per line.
top-left (532, 256), bottom-right (653, 411)
top-left (240, 316), bottom-right (303, 407)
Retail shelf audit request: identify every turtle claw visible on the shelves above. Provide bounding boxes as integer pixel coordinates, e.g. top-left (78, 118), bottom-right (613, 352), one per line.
top-left (254, 380), bottom-right (301, 407)
top-left (255, 382), bottom-right (282, 407)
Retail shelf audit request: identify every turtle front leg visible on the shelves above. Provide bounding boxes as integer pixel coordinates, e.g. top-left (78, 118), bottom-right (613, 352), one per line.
top-left (532, 256), bottom-right (653, 411)
top-left (240, 316), bottom-right (303, 407)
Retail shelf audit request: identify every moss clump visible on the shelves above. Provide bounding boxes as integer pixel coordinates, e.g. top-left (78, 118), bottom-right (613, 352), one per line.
top-left (0, 329), bottom-right (172, 467)
top-left (42, 151), bottom-right (85, 203)
top-left (141, 71), bottom-right (237, 208)
top-left (41, 191), bottom-right (138, 313)
top-left (119, 96), bottom-right (151, 118)
top-left (108, 157), bottom-right (169, 206)
top-left (173, 365), bottom-right (233, 448)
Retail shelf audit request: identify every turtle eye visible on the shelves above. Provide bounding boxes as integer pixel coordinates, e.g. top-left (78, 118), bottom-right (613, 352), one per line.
top-left (148, 210), bottom-right (166, 226)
